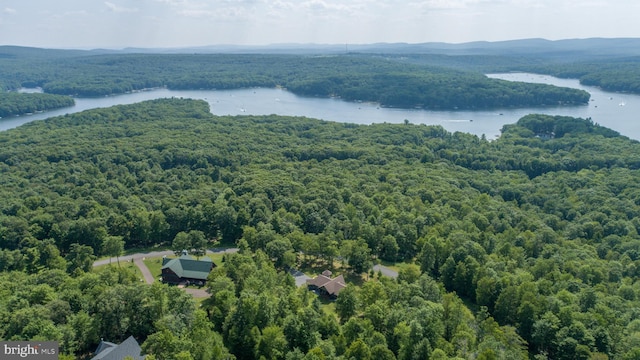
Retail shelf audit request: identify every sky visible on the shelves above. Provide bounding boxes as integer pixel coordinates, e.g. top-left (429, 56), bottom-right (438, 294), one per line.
top-left (1, 0), bottom-right (639, 49)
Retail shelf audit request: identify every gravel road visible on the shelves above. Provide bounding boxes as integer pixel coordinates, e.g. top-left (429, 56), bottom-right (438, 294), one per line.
top-left (372, 264), bottom-right (399, 279)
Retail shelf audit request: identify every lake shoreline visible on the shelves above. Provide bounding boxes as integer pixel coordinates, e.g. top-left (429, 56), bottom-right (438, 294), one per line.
top-left (3, 73), bottom-right (639, 141)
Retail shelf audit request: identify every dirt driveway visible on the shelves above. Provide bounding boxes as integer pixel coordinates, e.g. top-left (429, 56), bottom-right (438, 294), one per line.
top-left (372, 264), bottom-right (399, 279)
top-left (134, 258), bottom-right (156, 284)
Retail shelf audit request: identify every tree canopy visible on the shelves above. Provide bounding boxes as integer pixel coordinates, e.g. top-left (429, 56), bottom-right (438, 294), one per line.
top-left (0, 92), bottom-right (74, 117)
top-left (1, 98), bottom-right (640, 359)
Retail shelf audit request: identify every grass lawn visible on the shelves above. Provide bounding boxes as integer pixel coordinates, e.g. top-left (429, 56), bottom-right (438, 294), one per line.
top-left (206, 252), bottom-right (226, 267)
top-left (344, 272), bottom-right (368, 286)
top-left (298, 256), bottom-right (375, 287)
top-left (144, 257), bottom-right (165, 281)
top-left (376, 259), bottom-right (417, 274)
top-left (194, 297), bottom-right (207, 306)
top-left (297, 256), bottom-right (349, 277)
top-left (93, 261), bottom-right (143, 280)
top-left (318, 297), bottom-right (338, 318)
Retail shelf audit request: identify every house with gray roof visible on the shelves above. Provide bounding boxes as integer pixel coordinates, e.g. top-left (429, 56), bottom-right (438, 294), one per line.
top-left (306, 270), bottom-right (346, 299)
top-left (161, 254), bottom-right (215, 285)
top-left (92, 335), bottom-right (144, 360)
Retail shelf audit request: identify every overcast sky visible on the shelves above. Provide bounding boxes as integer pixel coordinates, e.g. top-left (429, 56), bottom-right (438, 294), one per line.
top-left (1, 0), bottom-right (639, 49)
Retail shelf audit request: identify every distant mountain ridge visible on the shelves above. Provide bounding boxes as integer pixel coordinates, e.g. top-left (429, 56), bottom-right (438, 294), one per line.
top-left (126, 38), bottom-right (640, 58)
top-left (3, 38), bottom-right (640, 58)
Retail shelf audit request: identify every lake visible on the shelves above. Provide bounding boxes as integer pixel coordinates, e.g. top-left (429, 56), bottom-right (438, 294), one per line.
top-left (2, 73), bottom-right (638, 140)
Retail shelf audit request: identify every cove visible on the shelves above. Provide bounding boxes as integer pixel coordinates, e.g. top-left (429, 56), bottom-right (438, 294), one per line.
top-left (2, 73), bottom-right (638, 140)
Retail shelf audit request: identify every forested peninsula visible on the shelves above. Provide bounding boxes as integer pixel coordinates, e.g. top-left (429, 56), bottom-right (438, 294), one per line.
top-left (358, 39), bottom-right (640, 97)
top-left (0, 47), bottom-right (589, 114)
top-left (0, 92), bottom-right (75, 118)
top-left (1, 99), bottom-right (640, 359)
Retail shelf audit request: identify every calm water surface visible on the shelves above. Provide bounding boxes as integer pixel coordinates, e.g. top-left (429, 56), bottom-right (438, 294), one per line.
top-left (2, 73), bottom-right (638, 140)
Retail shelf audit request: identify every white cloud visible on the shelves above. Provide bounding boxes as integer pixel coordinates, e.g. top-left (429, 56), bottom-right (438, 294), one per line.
top-left (219, 0), bottom-right (260, 3)
top-left (409, 0), bottom-right (550, 10)
top-left (153, 0), bottom-right (181, 3)
top-left (178, 9), bottom-right (215, 17)
top-left (302, 0), bottom-right (356, 12)
top-left (48, 10), bottom-right (89, 21)
top-left (410, 0), bottom-right (467, 10)
top-left (267, 0), bottom-right (295, 13)
top-left (409, 0), bottom-right (519, 11)
top-left (66, 10), bottom-right (89, 16)
top-left (562, 0), bottom-right (607, 8)
top-left (178, 3), bottom-right (249, 19)
top-left (298, 0), bottom-right (365, 20)
top-left (4, 7), bottom-right (17, 14)
top-left (153, 0), bottom-right (189, 6)
top-left (105, 1), bottom-right (139, 13)
top-left (262, 1), bottom-right (294, 19)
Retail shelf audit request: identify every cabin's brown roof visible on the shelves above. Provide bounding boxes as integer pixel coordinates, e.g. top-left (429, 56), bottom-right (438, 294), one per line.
top-left (322, 275), bottom-right (346, 296)
top-left (306, 273), bottom-right (346, 296)
top-left (306, 274), bottom-right (332, 288)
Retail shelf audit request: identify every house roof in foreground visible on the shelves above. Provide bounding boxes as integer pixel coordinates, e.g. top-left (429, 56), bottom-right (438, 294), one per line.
top-left (306, 272), bottom-right (346, 296)
top-left (92, 335), bottom-right (144, 360)
top-left (322, 275), bottom-right (346, 296)
top-left (306, 274), bottom-right (332, 288)
top-left (161, 254), bottom-right (213, 280)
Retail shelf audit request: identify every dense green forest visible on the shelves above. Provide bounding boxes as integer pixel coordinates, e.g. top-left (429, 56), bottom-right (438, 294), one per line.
top-left (0, 48), bottom-right (589, 112)
top-left (0, 92), bottom-right (75, 117)
top-left (2, 99), bottom-right (640, 359)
